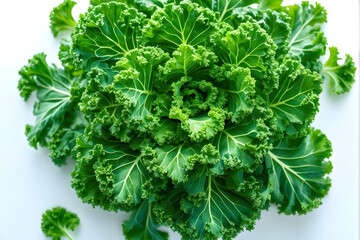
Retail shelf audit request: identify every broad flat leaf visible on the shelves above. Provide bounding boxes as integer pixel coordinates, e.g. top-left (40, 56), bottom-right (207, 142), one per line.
top-left (123, 201), bottom-right (168, 240)
top-left (114, 47), bottom-right (169, 121)
top-left (266, 129), bottom-right (332, 214)
top-left (321, 47), bottom-right (356, 95)
top-left (18, 53), bottom-right (75, 148)
top-left (287, 2), bottom-right (327, 66)
top-left (212, 118), bottom-right (268, 171)
top-left (143, 1), bottom-right (216, 51)
top-left (72, 2), bottom-right (146, 69)
top-left (154, 144), bottom-right (202, 182)
top-left (186, 175), bottom-right (261, 239)
top-left (50, 0), bottom-right (77, 37)
top-left (212, 22), bottom-right (276, 79)
top-left (268, 60), bottom-right (322, 135)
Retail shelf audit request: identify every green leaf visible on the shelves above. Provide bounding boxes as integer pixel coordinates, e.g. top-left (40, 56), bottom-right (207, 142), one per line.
top-left (186, 175), bottom-right (261, 239)
top-left (193, 0), bottom-right (260, 22)
top-left (153, 144), bottom-right (202, 182)
top-left (160, 44), bottom-right (218, 80)
top-left (143, 1), bottom-right (216, 51)
top-left (72, 2), bottom-right (146, 69)
top-left (172, 108), bottom-right (226, 142)
top-left (94, 139), bottom-right (149, 208)
top-left (114, 47), bottom-right (169, 121)
top-left (41, 207), bottom-right (80, 240)
top-left (268, 60), bottom-right (322, 135)
top-left (18, 53), bottom-right (76, 148)
top-left (212, 22), bottom-right (276, 79)
top-left (212, 118), bottom-right (268, 171)
top-left (71, 135), bottom-right (121, 211)
top-left (152, 119), bottom-right (183, 145)
top-left (266, 129), bottom-right (332, 214)
top-left (287, 2), bottom-right (327, 66)
top-left (216, 65), bottom-right (255, 121)
top-left (90, 0), bottom-right (166, 10)
top-left (50, 0), bottom-right (77, 37)
top-left (48, 124), bottom-right (84, 166)
top-left (258, 0), bottom-right (282, 10)
top-left (230, 8), bottom-right (291, 58)
top-left (123, 200), bottom-right (169, 240)
top-left (321, 47), bottom-right (356, 95)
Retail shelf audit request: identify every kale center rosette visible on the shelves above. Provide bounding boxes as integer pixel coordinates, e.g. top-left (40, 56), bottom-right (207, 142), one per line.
top-left (18, 0), bottom-right (356, 239)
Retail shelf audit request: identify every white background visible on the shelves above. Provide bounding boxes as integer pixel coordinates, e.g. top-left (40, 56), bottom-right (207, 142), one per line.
top-left (0, 0), bottom-right (358, 239)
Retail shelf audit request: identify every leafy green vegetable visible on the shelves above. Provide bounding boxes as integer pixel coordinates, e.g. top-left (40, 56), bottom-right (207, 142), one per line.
top-left (19, 0), bottom-right (356, 239)
top-left (41, 207), bottom-right (80, 240)
top-left (322, 47), bottom-right (356, 94)
top-left (258, 0), bottom-right (283, 10)
top-left (50, 0), bottom-right (77, 37)
top-left (286, 2), bottom-right (327, 71)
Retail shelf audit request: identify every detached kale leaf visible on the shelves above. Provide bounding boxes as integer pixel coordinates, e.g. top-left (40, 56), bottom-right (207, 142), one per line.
top-left (322, 47), bottom-right (356, 94)
top-left (50, 0), bottom-right (77, 37)
top-left (41, 207), bottom-right (80, 240)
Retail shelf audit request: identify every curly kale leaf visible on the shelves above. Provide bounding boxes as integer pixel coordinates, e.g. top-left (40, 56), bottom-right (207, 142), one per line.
top-left (123, 200), bottom-right (168, 240)
top-left (18, 53), bottom-right (78, 149)
top-left (192, 0), bottom-right (261, 22)
top-left (268, 60), bottom-right (322, 136)
top-left (266, 129), bottom-right (332, 214)
top-left (50, 0), bottom-right (77, 37)
top-left (286, 2), bottom-right (327, 70)
top-left (322, 47), bottom-right (356, 95)
top-left (143, 1), bottom-right (216, 51)
top-left (41, 207), bottom-right (80, 240)
top-left (72, 2), bottom-right (146, 69)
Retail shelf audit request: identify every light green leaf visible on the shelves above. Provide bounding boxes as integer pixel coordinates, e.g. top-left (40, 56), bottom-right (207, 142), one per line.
top-left (50, 0), bottom-right (77, 37)
top-left (230, 8), bottom-right (291, 57)
top-left (143, 1), bottom-right (216, 51)
top-left (216, 65), bottom-right (255, 121)
top-left (160, 44), bottom-right (218, 80)
top-left (266, 129), bottom-right (332, 214)
top-left (321, 46), bottom-right (356, 95)
top-left (172, 108), bottom-right (226, 142)
top-left (114, 47), bottom-right (169, 121)
top-left (212, 22), bottom-right (276, 79)
top-left (192, 0), bottom-right (260, 22)
top-left (41, 207), bottom-right (80, 240)
top-left (258, 0), bottom-right (282, 10)
top-left (269, 60), bottom-right (322, 135)
top-left (72, 2), bottom-right (146, 69)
